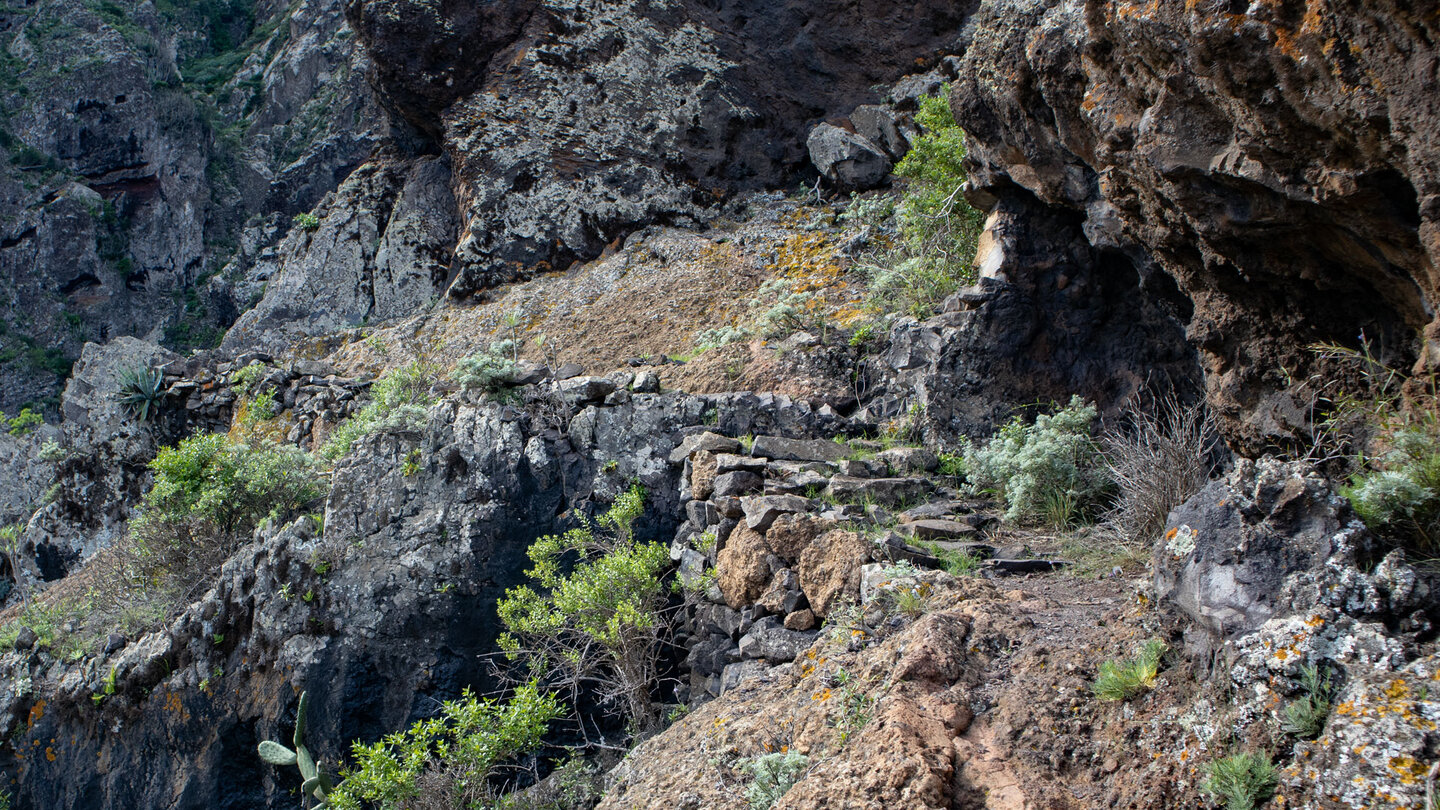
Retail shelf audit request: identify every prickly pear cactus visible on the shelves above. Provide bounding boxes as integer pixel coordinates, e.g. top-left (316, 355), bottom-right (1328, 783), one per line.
top-left (257, 691), bottom-right (336, 807)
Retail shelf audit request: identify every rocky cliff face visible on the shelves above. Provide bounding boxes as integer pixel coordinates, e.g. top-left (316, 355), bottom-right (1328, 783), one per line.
top-left (0, 0), bottom-right (385, 412)
top-left (346, 0), bottom-right (975, 297)
top-left (953, 0), bottom-right (1440, 451)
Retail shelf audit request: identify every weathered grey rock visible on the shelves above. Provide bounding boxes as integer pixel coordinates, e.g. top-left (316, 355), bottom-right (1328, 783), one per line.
top-left (631, 370), bottom-right (660, 393)
top-left (849, 104), bottom-right (909, 160)
top-left (806, 123), bottom-right (892, 190)
top-left (13, 626), bottom-right (37, 651)
top-left (826, 475), bottom-right (934, 508)
top-left (756, 568), bottom-right (806, 616)
top-left (1155, 459), bottom-right (1351, 639)
top-left (712, 471), bottom-right (764, 498)
top-left (741, 494), bottom-right (813, 531)
top-left (693, 603), bottom-right (743, 638)
top-left (750, 436), bottom-right (849, 463)
top-left (685, 500), bottom-right (720, 531)
top-left (877, 447), bottom-right (938, 474)
top-left (837, 458), bottom-right (887, 478)
top-left (686, 634), bottom-right (737, 677)
top-left (715, 453), bottom-right (766, 474)
top-left (720, 660), bottom-right (771, 694)
top-left (669, 431), bottom-right (743, 463)
top-left (558, 376), bottom-right (618, 406)
top-left (224, 156), bottom-right (457, 353)
top-left (738, 616), bottom-right (817, 662)
top-left (554, 363), bottom-right (585, 381)
top-left (897, 519), bottom-right (975, 542)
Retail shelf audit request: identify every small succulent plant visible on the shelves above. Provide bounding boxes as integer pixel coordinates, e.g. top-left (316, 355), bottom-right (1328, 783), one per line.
top-left (258, 691), bottom-right (335, 807)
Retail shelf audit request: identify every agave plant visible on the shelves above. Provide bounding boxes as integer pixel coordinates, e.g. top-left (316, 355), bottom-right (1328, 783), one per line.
top-left (114, 365), bottom-right (165, 422)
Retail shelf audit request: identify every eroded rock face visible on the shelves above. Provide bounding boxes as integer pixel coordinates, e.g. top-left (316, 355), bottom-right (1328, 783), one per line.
top-left (954, 0), bottom-right (1440, 452)
top-left (1, 388), bottom-right (846, 807)
top-left (866, 191), bottom-right (1200, 441)
top-left (345, 0), bottom-right (975, 296)
top-left (0, 0), bottom-right (386, 409)
top-left (222, 155), bottom-right (457, 352)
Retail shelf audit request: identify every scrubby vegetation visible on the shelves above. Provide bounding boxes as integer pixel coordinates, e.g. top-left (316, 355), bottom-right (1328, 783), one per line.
top-left (1201, 751), bottom-right (1278, 810)
top-left (965, 397), bottom-right (1112, 526)
top-left (329, 684), bottom-right (561, 810)
top-left (2, 407), bottom-right (42, 436)
top-left (453, 346), bottom-right (520, 397)
top-left (497, 485), bottom-right (671, 730)
top-left (1091, 639), bottom-right (1166, 702)
top-left (744, 751), bottom-right (809, 810)
top-left (1281, 663), bottom-right (1334, 740)
top-left (126, 433), bottom-right (324, 599)
top-left (1343, 423), bottom-right (1440, 550)
top-left (320, 361), bottom-right (437, 462)
top-left (847, 89), bottom-right (986, 319)
top-left (115, 365), bottom-right (166, 422)
top-left (1100, 394), bottom-right (1216, 545)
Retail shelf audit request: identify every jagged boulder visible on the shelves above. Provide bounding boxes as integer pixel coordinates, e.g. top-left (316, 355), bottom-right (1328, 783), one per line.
top-left (1154, 458), bottom-right (1355, 640)
top-left (807, 123), bottom-right (892, 190)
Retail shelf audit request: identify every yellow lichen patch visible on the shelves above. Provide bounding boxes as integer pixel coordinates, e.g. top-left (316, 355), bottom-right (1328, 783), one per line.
top-left (1388, 755), bottom-right (1429, 787)
top-left (26, 699), bottom-right (45, 730)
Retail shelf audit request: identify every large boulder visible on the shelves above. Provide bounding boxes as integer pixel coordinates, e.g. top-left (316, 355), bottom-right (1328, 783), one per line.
top-left (806, 123), bottom-right (892, 190)
top-left (798, 529), bottom-right (873, 618)
top-left (1154, 458), bottom-right (1355, 640)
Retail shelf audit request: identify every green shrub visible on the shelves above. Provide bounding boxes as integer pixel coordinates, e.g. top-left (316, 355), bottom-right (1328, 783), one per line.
top-left (935, 451), bottom-right (965, 478)
top-left (320, 362), bottom-right (437, 462)
top-left (329, 683), bottom-right (562, 810)
top-left (1343, 424), bottom-right (1440, 550)
top-left (745, 751), bottom-right (809, 810)
top-left (230, 360), bottom-right (265, 395)
top-left (1201, 751), bottom-right (1278, 810)
top-left (497, 485), bottom-right (669, 729)
top-left (1091, 639), bottom-right (1166, 702)
top-left (129, 434), bottom-right (324, 596)
top-left (965, 397), bottom-right (1112, 525)
top-left (4, 407), bottom-right (42, 435)
top-left (854, 89), bottom-right (985, 319)
top-left (453, 347), bottom-right (519, 396)
top-left (292, 211), bottom-right (320, 232)
top-left (494, 756), bottom-right (603, 810)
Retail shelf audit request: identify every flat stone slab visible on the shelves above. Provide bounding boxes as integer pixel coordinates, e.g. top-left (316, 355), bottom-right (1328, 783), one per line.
top-left (741, 494), bottom-right (813, 531)
top-left (896, 519), bottom-right (976, 541)
top-left (826, 475), bottom-right (934, 508)
top-left (750, 435), bottom-right (850, 463)
top-left (985, 559), bottom-right (1070, 576)
top-left (669, 431), bottom-right (743, 463)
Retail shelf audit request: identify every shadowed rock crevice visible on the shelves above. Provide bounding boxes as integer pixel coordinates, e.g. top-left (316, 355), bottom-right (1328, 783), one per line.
top-left (953, 0), bottom-right (1440, 452)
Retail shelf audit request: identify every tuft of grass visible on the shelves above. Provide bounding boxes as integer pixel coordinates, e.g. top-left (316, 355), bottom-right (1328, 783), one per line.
top-left (918, 540), bottom-right (980, 576)
top-left (1091, 639), bottom-right (1166, 701)
top-left (1281, 664), bottom-right (1334, 740)
top-left (893, 586), bottom-right (928, 618)
top-left (1201, 751), bottom-right (1278, 810)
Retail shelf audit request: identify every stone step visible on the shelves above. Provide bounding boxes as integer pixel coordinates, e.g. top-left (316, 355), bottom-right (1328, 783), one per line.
top-left (896, 518), bottom-right (977, 542)
top-left (984, 559), bottom-right (1069, 576)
